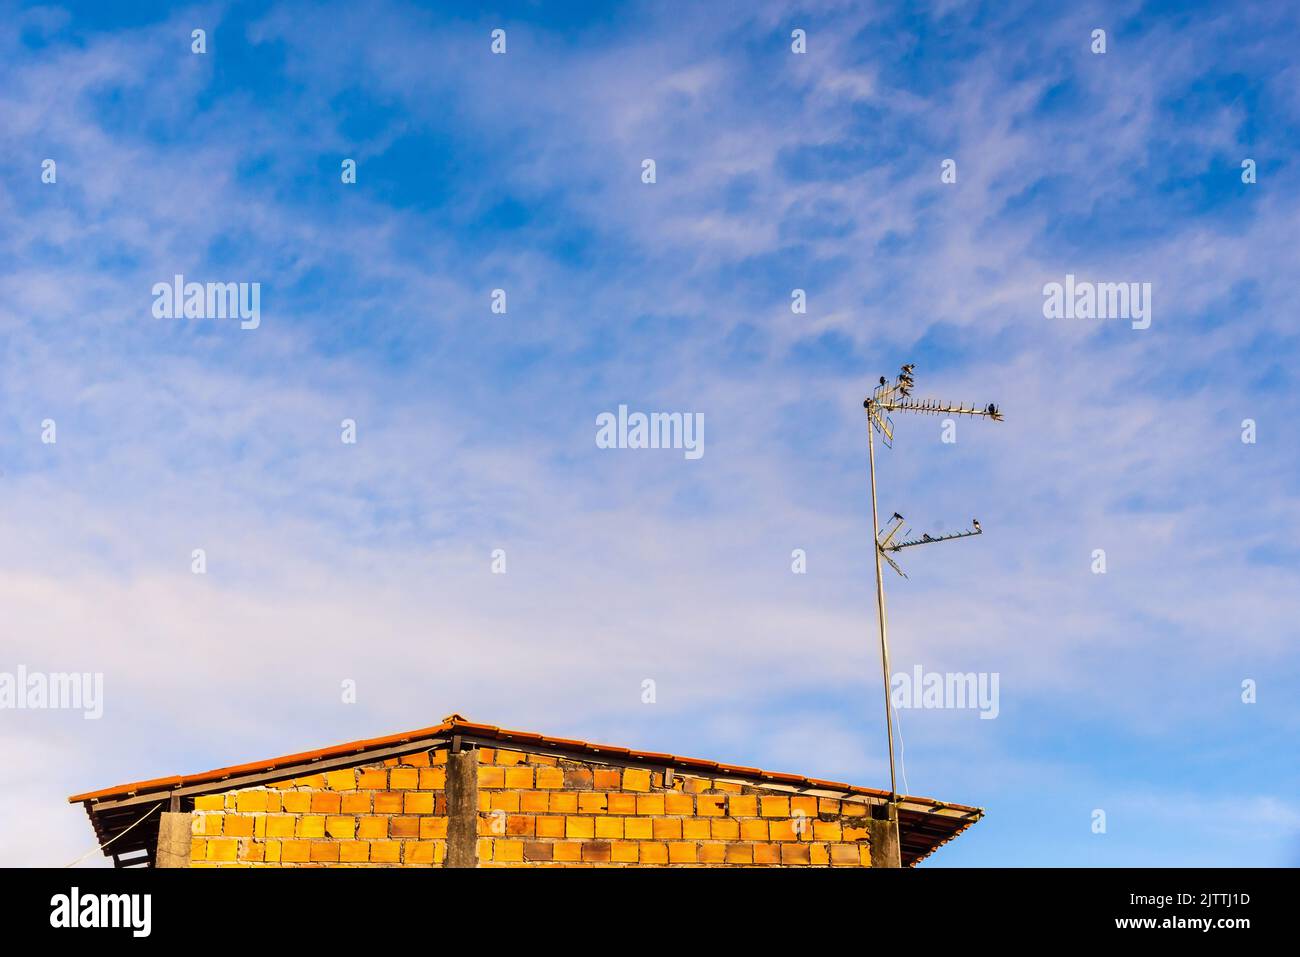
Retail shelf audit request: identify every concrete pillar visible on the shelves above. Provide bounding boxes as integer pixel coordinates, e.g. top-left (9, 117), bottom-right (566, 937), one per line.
top-left (867, 803), bottom-right (902, 868)
top-left (155, 811), bottom-right (192, 868)
top-left (445, 747), bottom-right (479, 868)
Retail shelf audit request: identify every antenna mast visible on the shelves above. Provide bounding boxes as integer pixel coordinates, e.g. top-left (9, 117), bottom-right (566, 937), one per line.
top-left (863, 364), bottom-right (1002, 860)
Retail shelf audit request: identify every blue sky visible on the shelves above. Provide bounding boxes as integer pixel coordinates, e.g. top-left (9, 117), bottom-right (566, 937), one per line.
top-left (1, 0), bottom-right (1297, 866)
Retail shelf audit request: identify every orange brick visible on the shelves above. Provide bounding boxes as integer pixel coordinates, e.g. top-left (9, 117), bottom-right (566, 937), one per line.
top-left (405, 792), bottom-right (435, 814)
top-left (419, 769), bottom-right (446, 790)
top-left (206, 838), bottom-right (237, 862)
top-left (506, 815), bottom-right (535, 837)
top-left (281, 840), bottom-right (310, 863)
top-left (297, 816), bottom-right (326, 839)
top-left (769, 819), bottom-right (797, 842)
top-left (830, 844), bottom-right (859, 865)
top-left (578, 792), bottom-right (607, 814)
top-left (811, 843), bottom-right (830, 865)
top-left (552, 842), bottom-right (582, 862)
top-left (264, 840), bottom-right (282, 863)
top-left (665, 793), bottom-right (694, 815)
top-left (403, 840), bottom-right (435, 864)
top-left (668, 842), bottom-right (697, 863)
top-left (431, 750), bottom-right (448, 766)
top-left (819, 798), bottom-right (841, 815)
top-left (611, 841), bottom-right (639, 863)
top-left (791, 796), bottom-right (817, 816)
top-left (340, 840), bottom-right (369, 863)
top-left (476, 838), bottom-right (493, 862)
top-left (223, 815), bottom-right (254, 838)
top-left (504, 767), bottom-right (533, 789)
top-left (281, 792), bottom-right (311, 814)
top-left (326, 816), bottom-right (355, 839)
top-left (191, 838), bottom-right (206, 860)
top-left (652, 818), bottom-right (681, 840)
top-left (843, 825), bottom-right (870, 842)
top-left (341, 792), bottom-right (371, 814)
top-left (390, 768), bottom-right (419, 790)
top-left (725, 843), bottom-right (753, 864)
top-left (740, 818), bottom-right (768, 841)
top-left (265, 815), bottom-right (295, 838)
top-left (565, 816), bottom-right (595, 839)
top-left (549, 792), bottom-right (578, 814)
top-left (594, 769), bottom-right (622, 789)
top-left (495, 749), bottom-right (526, 766)
top-left (325, 770), bottom-right (357, 791)
top-left (520, 791), bottom-right (549, 813)
top-left (760, 796), bottom-right (789, 817)
top-left (859, 846), bottom-right (871, 866)
top-left (370, 841), bottom-right (401, 864)
top-left (595, 816), bottom-right (624, 839)
top-left (477, 748), bottom-right (496, 764)
top-left (477, 766), bottom-right (506, 789)
top-left (383, 758), bottom-right (399, 767)
top-left (729, 795), bottom-right (758, 817)
top-left (311, 791), bottom-right (341, 814)
top-left (420, 817), bottom-right (448, 839)
top-left (535, 767), bottom-right (563, 789)
top-left (535, 816), bottom-right (564, 838)
top-left (357, 816), bottom-right (387, 839)
top-left (698, 795), bottom-right (727, 816)
top-left (699, 843), bottom-right (725, 863)
top-left (607, 793), bottom-right (637, 814)
top-left (782, 843), bottom-right (812, 865)
top-left (490, 791), bottom-right (520, 812)
top-left (529, 753), bottom-right (557, 765)
top-left (684, 777), bottom-right (710, 793)
top-left (390, 816), bottom-right (419, 838)
top-left (636, 795), bottom-right (665, 816)
top-left (400, 751), bottom-right (431, 767)
top-left (293, 774), bottom-right (326, 789)
top-left (239, 840), bottom-right (264, 863)
top-left (310, 842), bottom-right (340, 863)
top-left (683, 818), bottom-right (711, 840)
top-left (710, 819), bottom-right (740, 841)
top-left (374, 791), bottom-right (403, 814)
top-left (194, 795), bottom-right (224, 811)
top-left (714, 780), bottom-right (743, 793)
top-left (581, 841), bottom-right (612, 863)
top-left (754, 843), bottom-right (780, 864)
top-left (639, 842), bottom-right (668, 864)
top-left (841, 802), bottom-right (867, 817)
top-left (814, 820), bottom-right (842, 841)
top-left (358, 769), bottom-right (387, 789)
top-left (624, 817), bottom-right (653, 839)
top-left (236, 791), bottom-right (269, 813)
top-left (622, 768), bottom-right (651, 792)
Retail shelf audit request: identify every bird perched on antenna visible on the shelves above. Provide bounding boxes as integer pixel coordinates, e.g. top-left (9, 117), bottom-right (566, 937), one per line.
top-left (972, 519), bottom-right (981, 531)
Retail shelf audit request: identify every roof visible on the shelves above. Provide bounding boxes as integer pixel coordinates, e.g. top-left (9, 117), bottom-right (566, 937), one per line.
top-left (70, 713), bottom-right (982, 867)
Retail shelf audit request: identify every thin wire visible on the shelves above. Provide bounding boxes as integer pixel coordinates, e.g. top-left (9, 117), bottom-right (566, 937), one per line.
top-left (891, 702), bottom-right (911, 798)
top-left (64, 802), bottom-right (164, 868)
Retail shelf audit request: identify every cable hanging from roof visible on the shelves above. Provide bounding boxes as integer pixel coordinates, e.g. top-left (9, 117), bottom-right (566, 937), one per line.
top-left (64, 801), bottom-right (163, 868)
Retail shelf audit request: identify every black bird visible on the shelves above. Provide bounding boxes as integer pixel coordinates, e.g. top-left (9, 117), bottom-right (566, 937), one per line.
top-left (972, 519), bottom-right (981, 531)
top-left (879, 376), bottom-right (887, 386)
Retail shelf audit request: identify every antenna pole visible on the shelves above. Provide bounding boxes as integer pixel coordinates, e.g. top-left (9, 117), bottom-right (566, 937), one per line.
top-left (866, 403), bottom-right (898, 807)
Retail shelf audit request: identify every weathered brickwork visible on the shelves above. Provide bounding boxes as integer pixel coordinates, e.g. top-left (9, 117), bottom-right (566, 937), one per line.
top-left (182, 743), bottom-right (873, 867)
top-left (472, 747), bottom-right (872, 867)
top-left (189, 748), bottom-right (448, 867)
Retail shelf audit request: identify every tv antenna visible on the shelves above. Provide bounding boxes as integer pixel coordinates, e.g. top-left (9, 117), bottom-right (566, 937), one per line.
top-left (863, 364), bottom-right (1002, 840)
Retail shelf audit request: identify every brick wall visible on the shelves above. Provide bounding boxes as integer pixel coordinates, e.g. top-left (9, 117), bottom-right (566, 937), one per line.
top-left (182, 743), bottom-right (873, 867)
top-left (189, 748), bottom-right (448, 866)
top-left (473, 746), bottom-right (871, 867)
